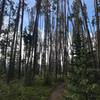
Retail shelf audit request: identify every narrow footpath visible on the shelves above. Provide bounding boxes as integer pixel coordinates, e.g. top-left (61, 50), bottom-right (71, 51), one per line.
top-left (49, 83), bottom-right (65, 100)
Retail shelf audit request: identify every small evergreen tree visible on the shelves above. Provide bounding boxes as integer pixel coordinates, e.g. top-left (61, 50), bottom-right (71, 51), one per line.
top-left (67, 0), bottom-right (100, 99)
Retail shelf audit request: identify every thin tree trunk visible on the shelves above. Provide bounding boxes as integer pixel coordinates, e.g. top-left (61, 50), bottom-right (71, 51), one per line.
top-left (18, 0), bottom-right (25, 79)
top-left (7, 0), bottom-right (21, 83)
top-left (79, 0), bottom-right (97, 68)
top-left (32, 0), bottom-right (42, 78)
top-left (0, 0), bottom-right (6, 33)
top-left (95, 0), bottom-right (100, 68)
top-left (55, 0), bottom-right (59, 78)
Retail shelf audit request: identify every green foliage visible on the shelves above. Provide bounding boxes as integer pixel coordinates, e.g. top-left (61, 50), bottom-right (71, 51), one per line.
top-left (43, 73), bottom-right (52, 85)
top-left (0, 78), bottom-right (56, 100)
top-left (66, 14), bottom-right (100, 99)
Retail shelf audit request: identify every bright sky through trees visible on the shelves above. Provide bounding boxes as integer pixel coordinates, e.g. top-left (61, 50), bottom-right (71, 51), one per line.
top-left (14, 0), bottom-right (94, 28)
top-left (1, 0), bottom-right (100, 99)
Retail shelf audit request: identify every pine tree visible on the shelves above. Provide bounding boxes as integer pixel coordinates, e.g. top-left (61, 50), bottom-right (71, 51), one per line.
top-left (0, 0), bottom-right (6, 33)
top-left (18, 0), bottom-right (25, 79)
top-left (95, 0), bottom-right (100, 68)
top-left (7, 0), bottom-right (21, 83)
top-left (67, 0), bottom-right (100, 99)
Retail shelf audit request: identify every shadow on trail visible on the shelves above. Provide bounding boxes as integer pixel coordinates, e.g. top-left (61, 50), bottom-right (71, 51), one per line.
top-left (49, 83), bottom-right (65, 100)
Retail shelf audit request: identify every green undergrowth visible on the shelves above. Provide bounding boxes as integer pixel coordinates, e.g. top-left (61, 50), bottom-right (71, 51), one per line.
top-left (0, 76), bottom-right (64, 100)
top-left (63, 79), bottom-right (100, 100)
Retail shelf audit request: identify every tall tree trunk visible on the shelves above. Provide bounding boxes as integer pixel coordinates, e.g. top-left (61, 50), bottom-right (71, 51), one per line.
top-left (4, 6), bottom-right (12, 78)
top-left (33, 0), bottom-right (42, 78)
top-left (18, 0), bottom-right (25, 79)
top-left (7, 0), bottom-right (21, 83)
top-left (95, 0), bottom-right (100, 68)
top-left (0, 0), bottom-right (6, 33)
top-left (55, 0), bottom-right (59, 78)
top-left (63, 0), bottom-right (68, 75)
top-left (79, 0), bottom-right (97, 68)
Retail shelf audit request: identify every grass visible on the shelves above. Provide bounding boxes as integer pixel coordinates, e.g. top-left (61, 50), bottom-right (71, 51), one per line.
top-left (0, 76), bottom-right (68, 100)
top-left (0, 76), bottom-right (59, 100)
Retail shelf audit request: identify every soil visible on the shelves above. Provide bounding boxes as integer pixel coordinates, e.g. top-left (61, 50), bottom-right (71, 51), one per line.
top-left (49, 83), bottom-right (65, 100)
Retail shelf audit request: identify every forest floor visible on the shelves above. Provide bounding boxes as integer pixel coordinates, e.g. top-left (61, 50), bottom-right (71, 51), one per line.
top-left (49, 83), bottom-right (65, 100)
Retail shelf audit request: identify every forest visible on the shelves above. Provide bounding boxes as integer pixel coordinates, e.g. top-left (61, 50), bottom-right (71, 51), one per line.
top-left (0, 0), bottom-right (100, 100)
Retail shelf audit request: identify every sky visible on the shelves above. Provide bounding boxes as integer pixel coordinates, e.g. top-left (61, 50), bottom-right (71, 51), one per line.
top-left (14, 0), bottom-right (94, 29)
top-left (84, 0), bottom-right (94, 19)
top-left (12, 0), bottom-right (94, 57)
top-left (70, 0), bottom-right (94, 19)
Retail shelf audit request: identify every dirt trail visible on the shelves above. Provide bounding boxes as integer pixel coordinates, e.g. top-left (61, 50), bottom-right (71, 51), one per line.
top-left (49, 83), bottom-right (65, 100)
